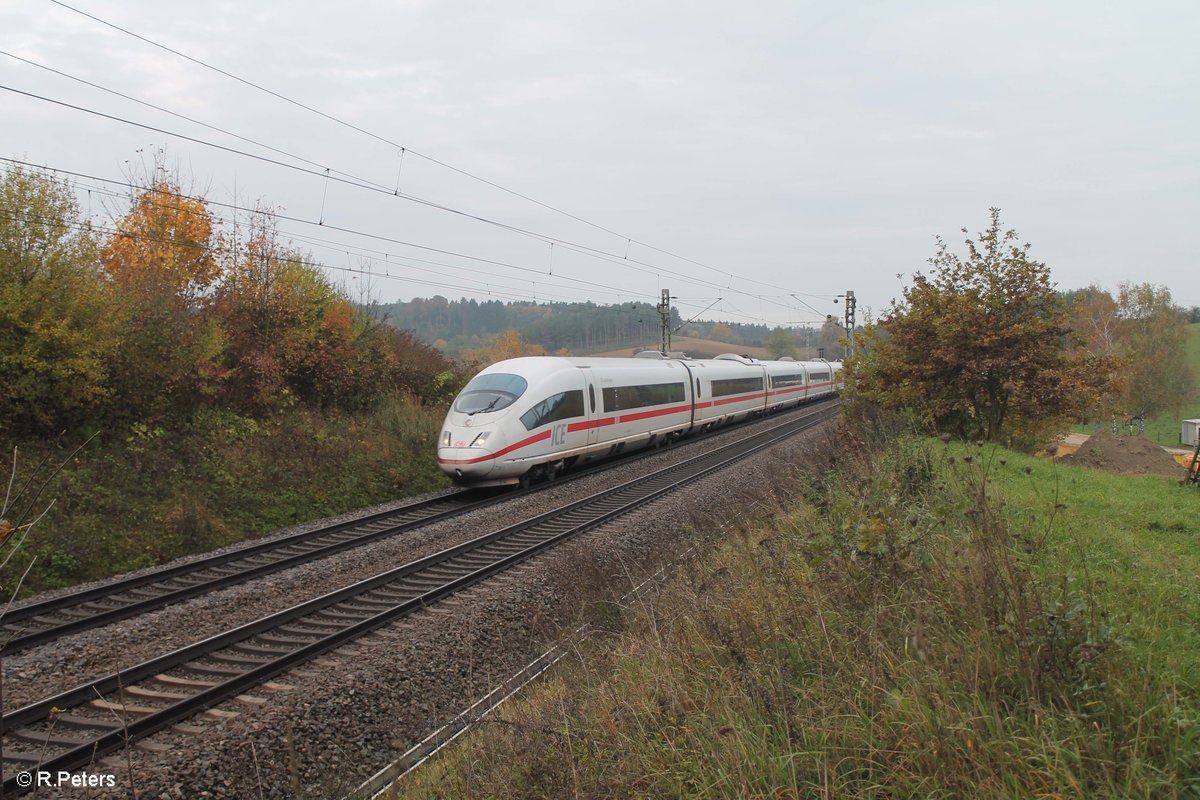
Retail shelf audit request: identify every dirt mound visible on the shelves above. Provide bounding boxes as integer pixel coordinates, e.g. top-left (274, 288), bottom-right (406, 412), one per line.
top-left (1059, 430), bottom-right (1185, 477)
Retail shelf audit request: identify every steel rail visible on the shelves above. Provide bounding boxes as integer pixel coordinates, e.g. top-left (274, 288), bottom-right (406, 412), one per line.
top-left (1, 397), bottom-right (836, 655)
top-left (0, 401), bottom-right (837, 794)
top-left (0, 491), bottom-right (499, 655)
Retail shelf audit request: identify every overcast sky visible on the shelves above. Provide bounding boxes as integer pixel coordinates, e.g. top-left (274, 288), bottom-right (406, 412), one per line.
top-left (2, 0), bottom-right (1197, 329)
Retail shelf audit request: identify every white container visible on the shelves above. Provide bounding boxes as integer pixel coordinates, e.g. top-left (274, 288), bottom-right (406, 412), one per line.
top-left (1183, 419), bottom-right (1200, 447)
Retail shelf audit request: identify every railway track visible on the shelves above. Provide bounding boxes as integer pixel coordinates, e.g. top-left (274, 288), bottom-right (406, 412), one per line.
top-left (1, 398), bottom-right (837, 657)
top-left (0, 490), bottom-right (503, 655)
top-left (0, 400), bottom-right (837, 794)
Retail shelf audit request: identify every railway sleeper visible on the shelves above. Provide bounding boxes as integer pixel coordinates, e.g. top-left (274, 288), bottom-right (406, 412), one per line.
top-left (269, 543), bottom-right (314, 553)
top-left (233, 556), bottom-right (279, 569)
top-left (9, 727), bottom-right (96, 747)
top-left (368, 588), bottom-right (420, 601)
top-left (90, 698), bottom-right (159, 716)
top-left (184, 660), bottom-right (252, 678)
top-left (121, 685), bottom-right (191, 702)
top-left (150, 673), bottom-right (216, 689)
top-left (124, 587), bottom-right (170, 599)
top-left (256, 631), bottom-right (320, 647)
top-left (206, 650), bottom-right (273, 666)
top-left (410, 567), bottom-right (469, 581)
top-left (229, 641), bottom-right (291, 657)
top-left (390, 574), bottom-right (447, 587)
top-left (392, 579), bottom-right (453, 595)
top-left (295, 611), bottom-right (357, 626)
top-left (276, 622), bottom-right (343, 637)
top-left (42, 713), bottom-right (124, 731)
top-left (435, 559), bottom-right (495, 572)
top-left (78, 599), bottom-right (125, 612)
top-left (338, 599), bottom-right (400, 613)
top-left (310, 608), bottom-right (371, 623)
top-left (41, 606), bottom-right (95, 620)
top-left (330, 532), bottom-right (372, 544)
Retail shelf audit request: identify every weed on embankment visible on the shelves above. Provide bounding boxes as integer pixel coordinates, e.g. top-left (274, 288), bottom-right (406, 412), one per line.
top-left (0, 393), bottom-right (450, 595)
top-left (398, 429), bottom-right (1200, 799)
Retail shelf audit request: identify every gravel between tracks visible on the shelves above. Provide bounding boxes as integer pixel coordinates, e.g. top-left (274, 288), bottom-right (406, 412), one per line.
top-left (10, 410), bottom-right (832, 798)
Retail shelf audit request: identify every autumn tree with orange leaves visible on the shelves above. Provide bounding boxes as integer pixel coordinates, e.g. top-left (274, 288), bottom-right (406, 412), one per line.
top-left (99, 176), bottom-right (225, 418)
top-left (101, 180), bottom-right (220, 298)
top-left (844, 209), bottom-right (1114, 443)
top-left (464, 329), bottom-right (548, 366)
top-left (0, 159), bottom-right (460, 434)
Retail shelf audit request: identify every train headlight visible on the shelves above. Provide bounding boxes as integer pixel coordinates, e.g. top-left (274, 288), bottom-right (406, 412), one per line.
top-left (469, 432), bottom-right (491, 447)
top-left (441, 431), bottom-right (452, 447)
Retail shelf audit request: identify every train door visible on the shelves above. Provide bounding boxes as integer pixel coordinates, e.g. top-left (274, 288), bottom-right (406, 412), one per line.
top-left (580, 367), bottom-right (600, 447)
top-left (680, 361), bottom-right (698, 431)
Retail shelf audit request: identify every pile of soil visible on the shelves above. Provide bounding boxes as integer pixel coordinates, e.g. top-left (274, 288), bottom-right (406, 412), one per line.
top-left (1059, 430), bottom-right (1185, 477)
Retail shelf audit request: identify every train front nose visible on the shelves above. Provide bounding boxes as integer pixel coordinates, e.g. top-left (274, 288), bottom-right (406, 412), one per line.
top-left (438, 425), bottom-right (506, 482)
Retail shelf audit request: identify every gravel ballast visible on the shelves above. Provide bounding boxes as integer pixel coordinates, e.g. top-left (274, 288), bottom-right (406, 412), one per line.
top-left (8, 409), bottom-right (833, 798)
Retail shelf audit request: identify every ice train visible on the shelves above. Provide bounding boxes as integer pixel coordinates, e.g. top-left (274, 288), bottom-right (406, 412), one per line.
top-left (438, 352), bottom-right (842, 487)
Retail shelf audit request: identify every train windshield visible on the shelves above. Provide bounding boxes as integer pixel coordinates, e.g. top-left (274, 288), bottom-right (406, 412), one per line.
top-left (453, 373), bottom-right (529, 414)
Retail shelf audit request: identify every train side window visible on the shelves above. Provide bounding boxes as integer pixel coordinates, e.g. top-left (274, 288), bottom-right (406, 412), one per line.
top-left (710, 376), bottom-right (764, 397)
top-left (588, 385), bottom-right (595, 413)
top-left (602, 382), bottom-right (684, 412)
top-left (520, 390), bottom-right (585, 431)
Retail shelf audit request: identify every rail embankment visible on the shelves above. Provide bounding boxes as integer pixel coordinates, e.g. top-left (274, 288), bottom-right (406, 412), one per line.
top-left (397, 429), bottom-right (1200, 799)
top-left (1, 394), bottom-right (449, 596)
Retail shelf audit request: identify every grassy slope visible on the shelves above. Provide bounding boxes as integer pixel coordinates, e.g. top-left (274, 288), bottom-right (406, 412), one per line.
top-left (989, 446), bottom-right (1200, 688)
top-left (3, 395), bottom-right (450, 595)
top-left (395, 437), bottom-right (1200, 799)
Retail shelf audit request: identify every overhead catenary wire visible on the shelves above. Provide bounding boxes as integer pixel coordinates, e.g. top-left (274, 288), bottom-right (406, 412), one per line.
top-left (3, 199), bottom-right (804, 329)
top-left (0, 205), bottom-right (584, 306)
top-left (1, 83), bottom-right (803, 316)
top-left (5, 156), bottom-right (815, 328)
top-left (0, 157), bottom-right (656, 305)
top-left (43, 0), bottom-right (824, 299)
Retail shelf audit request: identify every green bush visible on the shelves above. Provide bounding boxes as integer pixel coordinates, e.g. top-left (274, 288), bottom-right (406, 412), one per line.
top-left (0, 392), bottom-right (450, 594)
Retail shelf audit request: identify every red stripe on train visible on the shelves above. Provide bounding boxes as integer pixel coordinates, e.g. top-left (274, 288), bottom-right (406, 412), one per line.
top-left (617, 404), bottom-right (692, 423)
top-left (438, 430), bottom-right (552, 465)
top-left (567, 417), bottom-right (616, 432)
top-left (713, 391), bottom-right (768, 406)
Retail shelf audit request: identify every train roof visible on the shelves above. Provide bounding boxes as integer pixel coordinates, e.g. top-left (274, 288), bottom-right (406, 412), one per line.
top-left (476, 354), bottom-right (841, 378)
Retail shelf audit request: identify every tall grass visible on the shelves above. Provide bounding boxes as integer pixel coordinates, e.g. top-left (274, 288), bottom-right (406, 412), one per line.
top-left (0, 392), bottom-right (450, 595)
top-left (398, 428), bottom-right (1199, 798)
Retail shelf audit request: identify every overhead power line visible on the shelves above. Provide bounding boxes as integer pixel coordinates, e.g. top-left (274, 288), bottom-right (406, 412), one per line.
top-left (46, 0), bottom-right (819, 298)
top-left (0, 156), bottom-right (653, 304)
top-left (1, 82), bottom-right (800, 315)
top-left (0, 72), bottom-right (808, 322)
top-left (3, 158), bottom-right (708, 313)
top-left (0, 204), bottom-right (595, 306)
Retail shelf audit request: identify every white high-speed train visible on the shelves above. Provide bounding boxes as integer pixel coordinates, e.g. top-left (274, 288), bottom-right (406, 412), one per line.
top-left (438, 352), bottom-right (842, 487)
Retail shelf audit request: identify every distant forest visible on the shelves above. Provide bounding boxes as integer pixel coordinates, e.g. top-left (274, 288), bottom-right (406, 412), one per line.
top-left (368, 297), bottom-right (823, 355)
